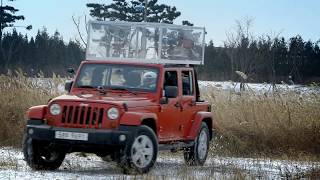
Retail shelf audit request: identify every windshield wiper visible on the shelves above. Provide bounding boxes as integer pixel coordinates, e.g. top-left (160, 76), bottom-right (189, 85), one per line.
top-left (77, 85), bottom-right (96, 88)
top-left (76, 85), bottom-right (109, 95)
top-left (109, 87), bottom-right (137, 95)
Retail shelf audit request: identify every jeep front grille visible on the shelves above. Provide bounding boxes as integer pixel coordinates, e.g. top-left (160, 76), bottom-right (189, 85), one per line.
top-left (61, 105), bottom-right (104, 127)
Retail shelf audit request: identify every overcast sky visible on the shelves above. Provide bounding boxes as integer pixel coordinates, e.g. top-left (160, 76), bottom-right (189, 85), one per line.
top-left (9, 0), bottom-right (320, 46)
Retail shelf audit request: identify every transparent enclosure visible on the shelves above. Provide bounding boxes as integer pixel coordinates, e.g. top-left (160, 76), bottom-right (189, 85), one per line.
top-left (86, 21), bottom-right (205, 65)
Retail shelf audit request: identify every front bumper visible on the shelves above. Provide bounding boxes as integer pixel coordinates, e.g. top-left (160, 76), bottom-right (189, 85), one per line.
top-left (26, 124), bottom-right (133, 146)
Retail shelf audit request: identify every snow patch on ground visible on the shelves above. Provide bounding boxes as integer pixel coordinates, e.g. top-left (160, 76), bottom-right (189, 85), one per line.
top-left (28, 78), bottom-right (320, 95)
top-left (1, 147), bottom-right (318, 179)
top-left (199, 81), bottom-right (320, 94)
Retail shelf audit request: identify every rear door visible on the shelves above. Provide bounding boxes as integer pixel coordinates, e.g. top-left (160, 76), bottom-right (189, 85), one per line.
top-left (180, 70), bottom-right (197, 138)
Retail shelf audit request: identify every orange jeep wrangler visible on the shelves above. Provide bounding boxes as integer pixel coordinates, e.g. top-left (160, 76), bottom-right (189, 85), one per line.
top-left (23, 21), bottom-right (214, 173)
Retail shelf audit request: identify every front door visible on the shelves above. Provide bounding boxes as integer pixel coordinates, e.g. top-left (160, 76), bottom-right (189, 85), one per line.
top-left (158, 70), bottom-right (182, 141)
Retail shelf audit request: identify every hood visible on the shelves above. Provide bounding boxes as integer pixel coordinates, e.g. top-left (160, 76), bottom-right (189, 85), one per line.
top-left (50, 93), bottom-right (157, 108)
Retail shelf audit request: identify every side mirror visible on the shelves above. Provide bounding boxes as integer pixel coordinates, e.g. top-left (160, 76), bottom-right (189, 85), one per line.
top-left (164, 86), bottom-right (178, 98)
top-left (67, 67), bottom-right (75, 75)
top-left (160, 97), bottom-right (168, 104)
top-left (65, 80), bottom-right (73, 93)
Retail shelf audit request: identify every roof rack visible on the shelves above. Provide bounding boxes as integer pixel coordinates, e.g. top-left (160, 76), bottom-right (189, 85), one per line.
top-left (86, 21), bottom-right (205, 65)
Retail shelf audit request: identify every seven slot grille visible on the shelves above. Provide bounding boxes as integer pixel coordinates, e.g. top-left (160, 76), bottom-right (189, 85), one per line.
top-left (61, 105), bottom-right (104, 127)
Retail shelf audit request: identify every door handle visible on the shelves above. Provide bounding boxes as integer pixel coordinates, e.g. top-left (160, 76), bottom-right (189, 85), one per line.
top-left (189, 100), bottom-right (196, 106)
top-left (174, 102), bottom-right (184, 111)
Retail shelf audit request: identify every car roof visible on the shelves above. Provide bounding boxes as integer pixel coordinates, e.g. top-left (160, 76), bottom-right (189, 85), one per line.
top-left (82, 60), bottom-right (163, 68)
top-left (82, 60), bottom-right (195, 70)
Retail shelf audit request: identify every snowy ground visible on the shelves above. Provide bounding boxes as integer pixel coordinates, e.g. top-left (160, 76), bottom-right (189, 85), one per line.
top-left (30, 78), bottom-right (320, 95)
top-left (198, 81), bottom-right (320, 94)
top-left (10, 79), bottom-right (317, 179)
top-left (1, 147), bottom-right (318, 179)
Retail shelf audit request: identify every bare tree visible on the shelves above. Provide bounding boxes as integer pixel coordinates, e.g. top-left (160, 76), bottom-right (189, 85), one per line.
top-left (225, 18), bottom-right (255, 90)
top-left (225, 18), bottom-right (284, 91)
top-left (72, 15), bottom-right (88, 48)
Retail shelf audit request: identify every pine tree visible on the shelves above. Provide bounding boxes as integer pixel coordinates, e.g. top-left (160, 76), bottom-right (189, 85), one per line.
top-left (87, 0), bottom-right (191, 24)
top-left (0, 0), bottom-right (26, 40)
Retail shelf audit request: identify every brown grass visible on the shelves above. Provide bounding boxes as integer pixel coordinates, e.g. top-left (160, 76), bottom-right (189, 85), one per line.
top-left (0, 71), bottom-right (61, 146)
top-left (203, 86), bottom-right (320, 158)
top-left (1, 72), bottom-right (320, 159)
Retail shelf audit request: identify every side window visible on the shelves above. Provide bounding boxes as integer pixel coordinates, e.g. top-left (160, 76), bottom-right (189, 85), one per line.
top-left (164, 71), bottom-right (178, 87)
top-left (182, 71), bottom-right (193, 96)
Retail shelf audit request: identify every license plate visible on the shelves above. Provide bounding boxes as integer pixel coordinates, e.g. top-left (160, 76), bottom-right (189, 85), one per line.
top-left (55, 131), bottom-right (88, 141)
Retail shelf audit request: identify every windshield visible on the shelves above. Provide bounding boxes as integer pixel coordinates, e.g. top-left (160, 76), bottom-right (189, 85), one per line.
top-left (75, 64), bottom-right (159, 92)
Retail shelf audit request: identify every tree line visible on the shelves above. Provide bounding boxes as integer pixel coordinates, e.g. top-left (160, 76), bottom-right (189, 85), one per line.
top-left (1, 28), bottom-right (319, 84)
top-left (0, 0), bottom-right (84, 76)
top-left (0, 29), bottom-right (84, 76)
top-left (197, 35), bottom-right (320, 84)
top-left (0, 0), bottom-right (319, 83)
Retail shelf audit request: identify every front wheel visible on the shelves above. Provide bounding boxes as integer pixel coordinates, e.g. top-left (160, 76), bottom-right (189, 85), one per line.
top-left (119, 125), bottom-right (158, 174)
top-left (183, 122), bottom-right (210, 166)
top-left (23, 134), bottom-right (66, 170)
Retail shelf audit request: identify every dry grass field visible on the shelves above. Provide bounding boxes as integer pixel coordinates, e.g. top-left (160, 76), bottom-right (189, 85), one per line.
top-left (0, 73), bottom-right (320, 160)
top-left (202, 86), bottom-right (320, 159)
top-left (0, 73), bottom-right (320, 179)
top-left (0, 72), bottom-right (62, 146)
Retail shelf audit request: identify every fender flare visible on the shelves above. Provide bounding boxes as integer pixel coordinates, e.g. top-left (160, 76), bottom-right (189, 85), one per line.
top-left (187, 111), bottom-right (214, 140)
top-left (27, 105), bottom-right (47, 120)
top-left (119, 112), bottom-right (158, 126)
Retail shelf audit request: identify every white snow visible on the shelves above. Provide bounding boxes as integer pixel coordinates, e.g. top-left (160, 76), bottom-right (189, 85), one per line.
top-left (27, 78), bottom-right (320, 95)
top-left (198, 81), bottom-right (320, 94)
top-left (6, 79), bottom-right (316, 179)
top-left (1, 147), bottom-right (318, 179)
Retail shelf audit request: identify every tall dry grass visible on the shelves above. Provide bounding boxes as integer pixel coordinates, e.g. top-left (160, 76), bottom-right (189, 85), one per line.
top-left (0, 71), bottom-right (62, 146)
top-left (1, 72), bottom-right (320, 159)
top-left (203, 86), bottom-right (320, 158)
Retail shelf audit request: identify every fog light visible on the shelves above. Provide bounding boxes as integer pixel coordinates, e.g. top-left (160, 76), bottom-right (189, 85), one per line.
top-left (119, 135), bottom-right (126, 141)
top-left (28, 128), bottom-right (34, 135)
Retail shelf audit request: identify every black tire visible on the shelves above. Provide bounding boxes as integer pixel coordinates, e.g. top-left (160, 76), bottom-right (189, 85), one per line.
top-left (118, 125), bottom-right (158, 174)
top-left (183, 122), bottom-right (210, 166)
top-left (23, 134), bottom-right (66, 170)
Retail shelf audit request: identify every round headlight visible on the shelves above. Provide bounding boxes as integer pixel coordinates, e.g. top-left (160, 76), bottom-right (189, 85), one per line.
top-left (50, 104), bottom-right (61, 115)
top-left (107, 107), bottom-right (119, 120)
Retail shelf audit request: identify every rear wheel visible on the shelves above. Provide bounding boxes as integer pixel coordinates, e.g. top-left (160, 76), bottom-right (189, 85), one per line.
top-left (183, 122), bottom-right (210, 166)
top-left (23, 134), bottom-right (66, 170)
top-left (118, 125), bottom-right (158, 174)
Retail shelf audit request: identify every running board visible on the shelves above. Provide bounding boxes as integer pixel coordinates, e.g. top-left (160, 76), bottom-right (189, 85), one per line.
top-left (158, 141), bottom-right (195, 151)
